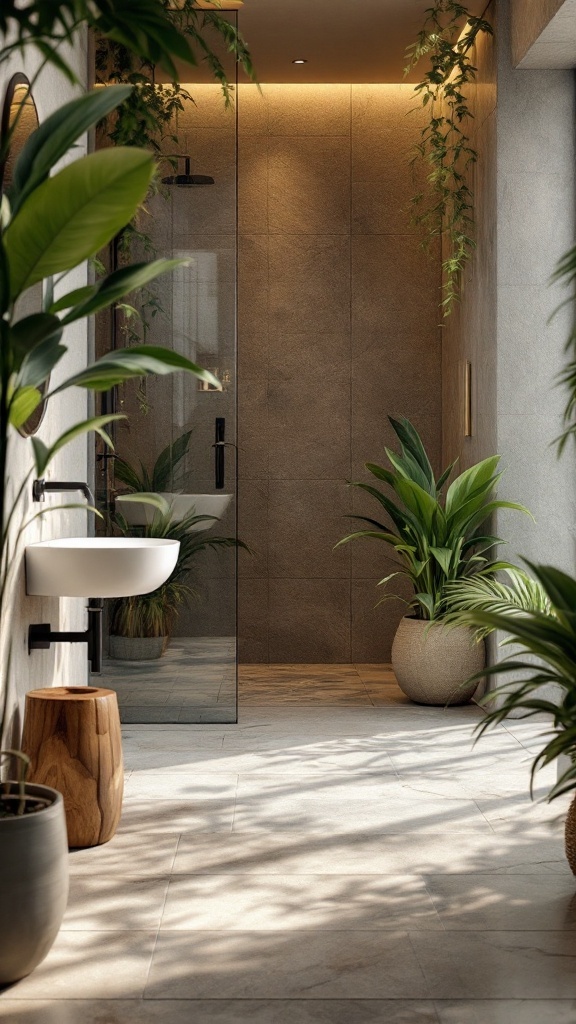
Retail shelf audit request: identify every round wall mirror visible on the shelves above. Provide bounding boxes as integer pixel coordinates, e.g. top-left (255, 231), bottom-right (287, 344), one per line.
top-left (1, 74), bottom-right (48, 437)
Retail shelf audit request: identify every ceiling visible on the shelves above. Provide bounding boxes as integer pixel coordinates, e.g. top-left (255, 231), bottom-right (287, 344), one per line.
top-left (235, 0), bottom-right (487, 84)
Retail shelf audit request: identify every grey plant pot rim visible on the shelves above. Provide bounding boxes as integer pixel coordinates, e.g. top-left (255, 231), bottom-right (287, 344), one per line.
top-left (0, 783), bottom-right (63, 822)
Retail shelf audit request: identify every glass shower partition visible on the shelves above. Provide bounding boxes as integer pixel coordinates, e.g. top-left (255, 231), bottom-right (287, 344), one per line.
top-left (95, 28), bottom-right (239, 724)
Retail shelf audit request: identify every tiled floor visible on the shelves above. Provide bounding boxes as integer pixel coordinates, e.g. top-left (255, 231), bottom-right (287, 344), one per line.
top-left (2, 666), bottom-right (576, 1023)
top-left (100, 637), bottom-right (237, 724)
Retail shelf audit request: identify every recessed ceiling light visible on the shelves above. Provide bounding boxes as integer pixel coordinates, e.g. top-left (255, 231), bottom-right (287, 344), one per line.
top-left (292, 59), bottom-right (308, 64)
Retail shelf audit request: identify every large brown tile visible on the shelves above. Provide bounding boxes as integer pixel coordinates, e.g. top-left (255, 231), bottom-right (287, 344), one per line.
top-left (238, 84), bottom-right (269, 135)
top-left (269, 234), bottom-right (350, 334)
top-left (268, 378), bottom-right (351, 480)
top-left (238, 578), bottom-right (269, 663)
top-left (268, 137), bottom-right (350, 235)
top-left (268, 331), bottom-right (350, 386)
top-left (238, 480), bottom-right (268, 579)
top-left (238, 374), bottom-right (268, 480)
top-left (268, 579), bottom-right (350, 662)
top-left (238, 233), bottom-right (268, 337)
top-left (178, 84), bottom-right (236, 132)
top-left (268, 480), bottom-right (351, 579)
top-left (266, 84), bottom-right (351, 136)
top-left (351, 84), bottom-right (428, 142)
top-left (239, 135), bottom-right (269, 234)
top-left (352, 134), bottom-right (429, 236)
top-left (351, 579), bottom-right (407, 663)
top-left (352, 234), bottom-right (439, 335)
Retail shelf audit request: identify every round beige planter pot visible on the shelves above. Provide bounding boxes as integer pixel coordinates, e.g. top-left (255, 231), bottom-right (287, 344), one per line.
top-left (391, 617), bottom-right (485, 706)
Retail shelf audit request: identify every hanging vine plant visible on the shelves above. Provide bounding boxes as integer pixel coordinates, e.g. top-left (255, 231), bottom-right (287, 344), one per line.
top-left (405, 1), bottom-right (493, 316)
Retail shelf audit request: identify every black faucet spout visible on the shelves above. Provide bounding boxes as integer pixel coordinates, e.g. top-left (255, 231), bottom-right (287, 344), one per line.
top-left (32, 479), bottom-right (95, 507)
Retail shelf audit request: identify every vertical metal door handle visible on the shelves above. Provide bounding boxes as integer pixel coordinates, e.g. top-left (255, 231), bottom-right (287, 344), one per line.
top-left (214, 417), bottom-right (225, 489)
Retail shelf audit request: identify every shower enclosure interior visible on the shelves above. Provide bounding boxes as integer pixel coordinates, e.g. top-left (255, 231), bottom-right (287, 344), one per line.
top-left (93, 50), bottom-right (239, 724)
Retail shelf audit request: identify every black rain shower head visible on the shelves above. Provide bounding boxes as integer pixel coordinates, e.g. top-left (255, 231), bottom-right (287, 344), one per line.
top-left (162, 155), bottom-right (214, 187)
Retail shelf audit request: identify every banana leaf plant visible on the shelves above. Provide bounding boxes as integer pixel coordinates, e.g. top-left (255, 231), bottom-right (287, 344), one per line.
top-left (450, 561), bottom-right (576, 802)
top-left (336, 416), bottom-right (530, 620)
top-left (0, 84), bottom-right (221, 741)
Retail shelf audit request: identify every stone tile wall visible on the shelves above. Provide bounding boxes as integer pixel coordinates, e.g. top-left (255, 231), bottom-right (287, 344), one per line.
top-left (237, 84), bottom-right (442, 663)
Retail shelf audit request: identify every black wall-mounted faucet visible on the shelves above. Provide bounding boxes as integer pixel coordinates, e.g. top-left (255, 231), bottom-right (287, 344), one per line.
top-left (32, 479), bottom-right (95, 507)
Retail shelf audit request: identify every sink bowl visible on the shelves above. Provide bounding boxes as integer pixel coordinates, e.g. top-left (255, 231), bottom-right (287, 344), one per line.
top-left (116, 493), bottom-right (232, 532)
top-left (25, 538), bottom-right (180, 598)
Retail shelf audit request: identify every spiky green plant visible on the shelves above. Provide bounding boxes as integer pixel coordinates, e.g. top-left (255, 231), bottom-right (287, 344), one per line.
top-left (114, 430), bottom-right (193, 493)
top-left (452, 562), bottom-right (576, 801)
top-left (336, 416), bottom-right (529, 620)
top-left (110, 500), bottom-right (244, 640)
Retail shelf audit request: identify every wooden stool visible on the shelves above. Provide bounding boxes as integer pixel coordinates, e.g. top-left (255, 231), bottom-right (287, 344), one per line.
top-left (22, 686), bottom-right (124, 848)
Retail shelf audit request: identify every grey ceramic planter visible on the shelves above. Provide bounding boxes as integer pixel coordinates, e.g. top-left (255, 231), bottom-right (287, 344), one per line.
top-left (0, 783), bottom-right (69, 984)
top-left (109, 634), bottom-right (167, 661)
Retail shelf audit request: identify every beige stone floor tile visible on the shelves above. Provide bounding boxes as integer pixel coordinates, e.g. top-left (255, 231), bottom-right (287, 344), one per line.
top-left (0, 999), bottom-right (440, 1023)
top-left (434, 1000), bottom-right (576, 1023)
top-left (172, 831), bottom-right (568, 876)
top-left (160, 873), bottom-right (442, 931)
top-left (123, 772), bottom-right (238, 798)
top-left (1, 932), bottom-right (156, 999)
top-left (67, 834), bottom-right (179, 877)
top-left (233, 774), bottom-right (493, 833)
top-left (411, 930), bottom-right (576, 998)
top-left (145, 930), bottom-right (431, 999)
top-left (425, 873), bottom-right (576, 930)
top-left (118, 797), bottom-right (235, 834)
top-left (62, 875), bottom-right (170, 931)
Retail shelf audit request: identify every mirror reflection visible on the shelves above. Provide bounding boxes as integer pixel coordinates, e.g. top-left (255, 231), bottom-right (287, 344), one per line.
top-left (1, 73), bottom-right (47, 437)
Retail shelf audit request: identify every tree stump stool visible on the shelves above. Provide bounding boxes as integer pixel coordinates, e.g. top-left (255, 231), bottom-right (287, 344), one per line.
top-left (22, 686), bottom-right (124, 848)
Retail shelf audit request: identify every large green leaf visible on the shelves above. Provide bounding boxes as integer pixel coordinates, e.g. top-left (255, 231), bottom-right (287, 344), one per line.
top-left (10, 313), bottom-right (63, 368)
top-left (389, 416), bottom-right (435, 489)
top-left (9, 386), bottom-right (42, 429)
top-left (59, 259), bottom-right (187, 325)
top-left (153, 429), bottom-right (193, 490)
top-left (393, 477), bottom-right (439, 533)
top-left (16, 334), bottom-right (66, 389)
top-left (4, 147), bottom-right (155, 299)
top-left (50, 346), bottom-right (220, 394)
top-left (31, 414), bottom-right (125, 474)
top-left (445, 456), bottom-right (501, 518)
top-left (8, 86), bottom-right (134, 215)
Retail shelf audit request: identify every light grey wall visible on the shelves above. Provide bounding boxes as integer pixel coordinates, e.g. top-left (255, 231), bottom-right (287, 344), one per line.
top-left (237, 84), bottom-right (442, 664)
top-left (495, 0), bottom-right (576, 574)
top-left (1, 39), bottom-right (91, 746)
top-left (443, 0), bottom-right (576, 689)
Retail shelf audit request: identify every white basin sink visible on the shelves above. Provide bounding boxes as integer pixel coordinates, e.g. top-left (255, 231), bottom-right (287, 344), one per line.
top-left (116, 493), bottom-right (232, 532)
top-left (25, 538), bottom-right (180, 598)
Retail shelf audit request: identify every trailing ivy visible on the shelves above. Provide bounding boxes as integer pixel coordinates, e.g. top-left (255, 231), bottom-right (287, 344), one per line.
top-left (405, 1), bottom-right (493, 315)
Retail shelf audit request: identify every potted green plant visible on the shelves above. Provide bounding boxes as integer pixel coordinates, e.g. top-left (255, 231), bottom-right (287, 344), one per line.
top-left (448, 561), bottom-right (576, 874)
top-left (337, 417), bottom-right (529, 705)
top-left (0, 0), bottom-right (253, 984)
top-left (114, 429), bottom-right (193, 494)
top-left (109, 500), bottom-right (242, 660)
